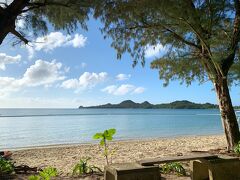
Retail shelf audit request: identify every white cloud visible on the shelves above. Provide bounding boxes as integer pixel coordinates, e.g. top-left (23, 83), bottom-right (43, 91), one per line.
top-left (79, 72), bottom-right (108, 88)
top-left (61, 79), bottom-right (79, 89)
top-left (16, 13), bottom-right (27, 29)
top-left (16, 18), bottom-right (25, 29)
top-left (133, 87), bottom-right (145, 94)
top-left (0, 77), bottom-right (16, 87)
top-left (113, 84), bottom-right (135, 95)
top-left (0, 0), bottom-right (12, 7)
top-left (101, 85), bottom-right (117, 94)
top-left (0, 77), bottom-right (20, 96)
top-left (61, 72), bottom-right (108, 92)
top-left (19, 60), bottom-right (65, 86)
top-left (102, 84), bottom-right (145, 96)
top-left (27, 32), bottom-right (87, 58)
top-left (0, 53), bottom-right (21, 70)
top-left (116, 74), bottom-right (131, 81)
top-left (68, 34), bottom-right (87, 48)
top-left (0, 59), bottom-right (66, 96)
top-left (145, 43), bottom-right (166, 58)
top-left (64, 66), bottom-right (70, 73)
top-left (0, 97), bottom-right (86, 108)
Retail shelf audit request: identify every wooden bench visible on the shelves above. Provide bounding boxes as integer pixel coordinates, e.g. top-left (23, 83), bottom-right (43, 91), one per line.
top-left (191, 156), bottom-right (240, 180)
top-left (104, 163), bottom-right (160, 180)
top-left (104, 154), bottom-right (240, 180)
top-left (137, 153), bottom-right (218, 166)
top-left (137, 154), bottom-right (240, 180)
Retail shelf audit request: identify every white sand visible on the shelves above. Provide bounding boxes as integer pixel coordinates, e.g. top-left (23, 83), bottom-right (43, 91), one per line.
top-left (12, 135), bottom-right (226, 176)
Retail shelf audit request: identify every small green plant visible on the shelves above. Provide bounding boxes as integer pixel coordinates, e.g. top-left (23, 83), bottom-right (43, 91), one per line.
top-left (93, 128), bottom-right (116, 165)
top-left (0, 158), bottom-right (14, 175)
top-left (72, 157), bottom-right (102, 176)
top-left (28, 176), bottom-right (40, 180)
top-left (234, 141), bottom-right (240, 154)
top-left (160, 162), bottom-right (186, 176)
top-left (28, 167), bottom-right (58, 180)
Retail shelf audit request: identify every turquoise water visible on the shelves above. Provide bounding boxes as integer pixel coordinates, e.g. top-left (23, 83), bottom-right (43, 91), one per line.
top-left (0, 109), bottom-right (224, 149)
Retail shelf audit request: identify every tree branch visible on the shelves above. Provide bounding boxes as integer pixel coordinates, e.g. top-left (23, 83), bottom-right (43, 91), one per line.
top-left (21, 0), bottom-right (93, 13)
top-left (127, 22), bottom-right (200, 49)
top-left (8, 0), bottom-right (29, 13)
top-left (160, 4), bottom-right (213, 60)
top-left (221, 0), bottom-right (240, 75)
top-left (10, 29), bottom-right (29, 44)
top-left (160, 24), bottom-right (200, 49)
top-left (22, 0), bottom-right (70, 13)
top-left (206, 0), bottom-right (214, 33)
top-left (177, 1), bottom-right (224, 77)
top-left (231, 0), bottom-right (240, 51)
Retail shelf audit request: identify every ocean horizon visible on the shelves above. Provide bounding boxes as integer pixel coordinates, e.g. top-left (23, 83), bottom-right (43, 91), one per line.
top-left (0, 108), bottom-right (225, 149)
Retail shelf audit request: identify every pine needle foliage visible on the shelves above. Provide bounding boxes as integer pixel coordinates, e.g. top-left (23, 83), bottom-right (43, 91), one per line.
top-left (93, 0), bottom-right (240, 86)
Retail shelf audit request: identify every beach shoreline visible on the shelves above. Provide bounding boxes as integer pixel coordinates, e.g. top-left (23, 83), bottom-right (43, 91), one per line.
top-left (12, 134), bottom-right (227, 176)
top-left (8, 133), bottom-right (223, 151)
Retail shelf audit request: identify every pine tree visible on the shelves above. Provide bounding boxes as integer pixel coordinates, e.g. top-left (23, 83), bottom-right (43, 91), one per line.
top-left (1, 0), bottom-right (240, 150)
top-left (93, 0), bottom-right (240, 150)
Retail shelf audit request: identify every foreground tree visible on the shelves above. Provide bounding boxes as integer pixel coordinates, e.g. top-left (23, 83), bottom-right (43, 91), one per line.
top-left (1, 0), bottom-right (239, 151)
top-left (93, 0), bottom-right (240, 150)
top-left (0, 0), bottom-right (92, 45)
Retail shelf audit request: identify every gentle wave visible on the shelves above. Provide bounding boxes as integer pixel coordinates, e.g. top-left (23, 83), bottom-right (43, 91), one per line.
top-left (0, 113), bottom-right (213, 118)
top-left (0, 109), bottom-right (223, 149)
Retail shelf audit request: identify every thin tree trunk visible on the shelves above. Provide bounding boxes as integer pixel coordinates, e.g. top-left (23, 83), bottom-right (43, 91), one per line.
top-left (214, 77), bottom-right (240, 151)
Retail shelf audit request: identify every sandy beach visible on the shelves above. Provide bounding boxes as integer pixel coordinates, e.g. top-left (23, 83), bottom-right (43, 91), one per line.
top-left (11, 135), bottom-right (226, 177)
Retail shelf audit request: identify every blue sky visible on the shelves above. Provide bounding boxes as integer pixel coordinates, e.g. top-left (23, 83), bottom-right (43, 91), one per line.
top-left (0, 18), bottom-right (239, 108)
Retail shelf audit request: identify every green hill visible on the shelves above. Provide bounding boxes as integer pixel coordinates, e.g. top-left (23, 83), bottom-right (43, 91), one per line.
top-left (155, 100), bottom-right (218, 109)
top-left (79, 100), bottom-right (220, 109)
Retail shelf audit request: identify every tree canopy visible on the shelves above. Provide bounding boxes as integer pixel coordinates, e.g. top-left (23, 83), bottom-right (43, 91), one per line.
top-left (92, 0), bottom-right (240, 149)
top-left (1, 0), bottom-right (240, 149)
top-left (93, 0), bottom-right (240, 86)
top-left (0, 0), bottom-right (94, 45)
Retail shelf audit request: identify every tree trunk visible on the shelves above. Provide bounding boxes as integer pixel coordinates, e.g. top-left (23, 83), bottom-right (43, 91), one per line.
top-left (214, 77), bottom-right (240, 151)
top-left (0, 0), bottom-right (29, 45)
top-left (0, 11), bottom-right (12, 44)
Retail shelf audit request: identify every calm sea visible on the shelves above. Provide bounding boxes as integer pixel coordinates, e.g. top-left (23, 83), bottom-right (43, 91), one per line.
top-left (0, 108), bottom-right (224, 149)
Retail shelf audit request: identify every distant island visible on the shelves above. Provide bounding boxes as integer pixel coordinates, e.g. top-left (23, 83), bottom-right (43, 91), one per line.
top-left (79, 100), bottom-right (223, 109)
